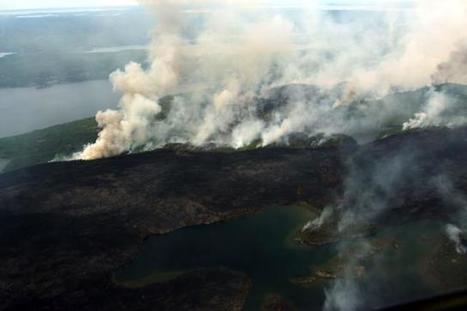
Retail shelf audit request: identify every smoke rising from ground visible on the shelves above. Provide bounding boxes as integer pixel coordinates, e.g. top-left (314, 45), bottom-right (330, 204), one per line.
top-left (318, 130), bottom-right (467, 310)
top-left (74, 0), bottom-right (467, 160)
top-left (321, 147), bottom-right (418, 310)
top-left (446, 224), bottom-right (466, 254)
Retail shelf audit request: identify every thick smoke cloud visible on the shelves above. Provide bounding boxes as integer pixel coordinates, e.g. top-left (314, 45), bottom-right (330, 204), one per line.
top-left (74, 0), bottom-right (467, 160)
top-left (433, 46), bottom-right (467, 85)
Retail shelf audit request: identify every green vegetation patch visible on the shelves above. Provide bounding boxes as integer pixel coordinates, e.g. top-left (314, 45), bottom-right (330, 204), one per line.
top-left (0, 117), bottom-right (98, 172)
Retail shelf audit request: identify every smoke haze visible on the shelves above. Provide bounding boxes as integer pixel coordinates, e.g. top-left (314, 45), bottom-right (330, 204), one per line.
top-left (74, 0), bottom-right (467, 160)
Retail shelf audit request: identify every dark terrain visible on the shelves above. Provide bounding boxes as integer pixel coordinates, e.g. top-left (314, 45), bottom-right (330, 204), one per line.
top-left (0, 126), bottom-right (466, 310)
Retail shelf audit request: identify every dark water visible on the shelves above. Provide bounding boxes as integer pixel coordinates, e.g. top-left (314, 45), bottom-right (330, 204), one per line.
top-left (115, 206), bottom-right (461, 310)
top-left (115, 207), bottom-right (335, 309)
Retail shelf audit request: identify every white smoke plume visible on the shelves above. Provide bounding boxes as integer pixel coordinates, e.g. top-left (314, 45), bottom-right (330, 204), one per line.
top-left (324, 277), bottom-right (362, 311)
top-left (77, 0), bottom-right (187, 160)
top-left (74, 0), bottom-right (467, 160)
top-left (302, 205), bottom-right (333, 232)
top-left (348, 0), bottom-right (467, 94)
top-left (403, 90), bottom-right (449, 130)
top-left (445, 224), bottom-right (466, 254)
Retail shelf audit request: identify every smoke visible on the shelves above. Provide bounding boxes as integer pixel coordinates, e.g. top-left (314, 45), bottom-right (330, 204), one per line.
top-left (434, 175), bottom-right (467, 254)
top-left (445, 224), bottom-right (466, 254)
top-left (302, 205), bottom-right (333, 232)
top-left (403, 87), bottom-right (467, 130)
top-left (320, 127), bottom-right (467, 310)
top-left (59, 2), bottom-right (467, 307)
top-left (324, 276), bottom-right (362, 311)
top-left (433, 45), bottom-right (467, 85)
top-left (77, 0), bottom-right (186, 160)
top-left (350, 0), bottom-right (467, 94)
top-left (319, 147), bottom-right (418, 310)
top-left (73, 0), bottom-right (467, 160)
top-left (403, 89), bottom-right (449, 130)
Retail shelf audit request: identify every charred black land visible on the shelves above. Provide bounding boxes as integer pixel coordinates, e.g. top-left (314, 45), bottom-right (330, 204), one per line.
top-left (1, 126), bottom-right (467, 310)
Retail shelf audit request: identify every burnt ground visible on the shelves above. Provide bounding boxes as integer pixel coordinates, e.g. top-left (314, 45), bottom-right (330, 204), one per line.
top-left (0, 126), bottom-right (467, 310)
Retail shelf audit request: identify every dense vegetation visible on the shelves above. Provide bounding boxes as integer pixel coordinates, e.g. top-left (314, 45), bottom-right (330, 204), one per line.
top-left (0, 118), bottom-right (97, 172)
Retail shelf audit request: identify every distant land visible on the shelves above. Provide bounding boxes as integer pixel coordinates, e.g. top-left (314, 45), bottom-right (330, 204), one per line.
top-left (0, 50), bottom-right (147, 88)
top-left (0, 7), bottom-right (151, 88)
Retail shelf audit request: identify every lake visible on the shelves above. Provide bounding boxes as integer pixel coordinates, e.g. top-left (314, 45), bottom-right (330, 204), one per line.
top-left (114, 206), bottom-right (333, 310)
top-left (114, 206), bottom-right (458, 310)
top-left (0, 80), bottom-right (120, 138)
